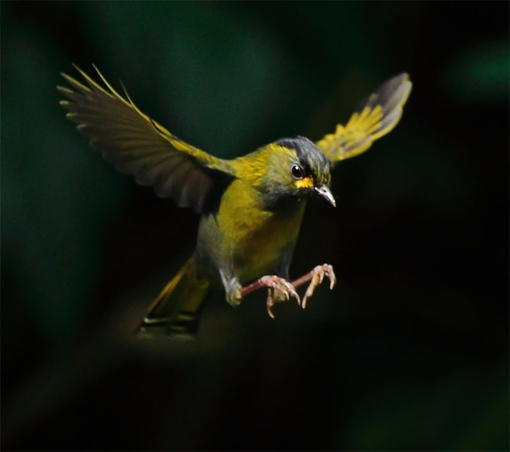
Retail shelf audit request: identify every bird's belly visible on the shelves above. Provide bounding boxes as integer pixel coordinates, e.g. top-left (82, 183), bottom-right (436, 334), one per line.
top-left (196, 181), bottom-right (306, 284)
top-left (231, 208), bottom-right (303, 282)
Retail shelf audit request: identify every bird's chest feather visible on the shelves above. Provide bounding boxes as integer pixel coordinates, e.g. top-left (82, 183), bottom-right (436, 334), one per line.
top-left (197, 180), bottom-right (306, 283)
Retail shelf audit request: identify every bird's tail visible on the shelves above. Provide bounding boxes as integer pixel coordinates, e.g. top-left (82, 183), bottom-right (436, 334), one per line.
top-left (135, 259), bottom-right (211, 339)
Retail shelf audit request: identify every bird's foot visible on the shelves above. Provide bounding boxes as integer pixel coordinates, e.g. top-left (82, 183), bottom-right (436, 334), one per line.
top-left (297, 264), bottom-right (336, 309)
top-left (239, 275), bottom-right (299, 318)
top-left (239, 264), bottom-right (336, 318)
top-left (256, 275), bottom-right (301, 319)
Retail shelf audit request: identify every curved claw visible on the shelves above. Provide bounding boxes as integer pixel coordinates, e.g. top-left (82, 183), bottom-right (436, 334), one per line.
top-left (266, 288), bottom-right (276, 319)
top-left (280, 279), bottom-right (300, 303)
top-left (301, 264), bottom-right (336, 309)
top-left (259, 275), bottom-right (301, 319)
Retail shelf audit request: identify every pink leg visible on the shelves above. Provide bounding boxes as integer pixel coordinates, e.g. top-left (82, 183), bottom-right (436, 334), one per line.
top-left (240, 264), bottom-right (336, 318)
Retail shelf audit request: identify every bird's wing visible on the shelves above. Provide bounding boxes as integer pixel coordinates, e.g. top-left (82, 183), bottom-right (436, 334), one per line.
top-left (316, 73), bottom-right (412, 164)
top-left (58, 65), bottom-right (235, 214)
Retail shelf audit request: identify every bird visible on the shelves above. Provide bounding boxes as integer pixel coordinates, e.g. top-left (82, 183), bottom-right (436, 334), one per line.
top-left (58, 65), bottom-right (412, 338)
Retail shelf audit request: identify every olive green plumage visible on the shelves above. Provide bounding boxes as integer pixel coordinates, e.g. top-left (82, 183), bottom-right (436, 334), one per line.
top-left (58, 65), bottom-right (412, 338)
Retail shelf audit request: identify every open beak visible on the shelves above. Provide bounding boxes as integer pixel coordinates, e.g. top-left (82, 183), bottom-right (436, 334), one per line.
top-left (315, 184), bottom-right (336, 207)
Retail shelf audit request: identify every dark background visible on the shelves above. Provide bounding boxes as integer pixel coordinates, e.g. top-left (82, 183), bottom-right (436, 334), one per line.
top-left (2, 2), bottom-right (508, 451)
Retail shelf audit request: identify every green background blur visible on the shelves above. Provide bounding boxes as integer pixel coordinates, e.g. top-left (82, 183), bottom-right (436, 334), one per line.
top-left (2, 2), bottom-right (508, 450)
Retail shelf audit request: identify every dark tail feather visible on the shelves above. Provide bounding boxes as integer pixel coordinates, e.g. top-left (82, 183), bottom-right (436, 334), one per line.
top-left (135, 259), bottom-right (211, 339)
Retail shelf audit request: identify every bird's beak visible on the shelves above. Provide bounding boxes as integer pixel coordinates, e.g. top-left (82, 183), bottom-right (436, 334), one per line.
top-left (315, 185), bottom-right (336, 207)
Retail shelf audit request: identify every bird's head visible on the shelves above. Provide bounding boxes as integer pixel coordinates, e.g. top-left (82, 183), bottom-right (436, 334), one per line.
top-left (256, 136), bottom-right (335, 208)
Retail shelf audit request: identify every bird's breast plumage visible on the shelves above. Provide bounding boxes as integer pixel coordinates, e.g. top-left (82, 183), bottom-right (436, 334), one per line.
top-left (195, 178), bottom-right (306, 284)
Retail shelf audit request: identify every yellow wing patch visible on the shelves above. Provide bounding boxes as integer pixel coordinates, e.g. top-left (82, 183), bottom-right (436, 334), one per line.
top-left (317, 73), bottom-right (412, 165)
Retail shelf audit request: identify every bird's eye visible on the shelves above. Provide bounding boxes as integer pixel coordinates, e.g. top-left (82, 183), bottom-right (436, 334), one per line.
top-left (291, 164), bottom-right (304, 180)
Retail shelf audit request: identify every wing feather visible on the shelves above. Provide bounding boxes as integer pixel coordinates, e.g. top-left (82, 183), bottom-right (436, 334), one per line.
top-left (58, 65), bottom-right (235, 213)
top-left (317, 73), bottom-right (412, 164)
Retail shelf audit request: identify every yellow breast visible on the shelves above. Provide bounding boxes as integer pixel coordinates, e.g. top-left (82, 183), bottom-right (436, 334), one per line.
top-left (216, 179), bottom-right (305, 282)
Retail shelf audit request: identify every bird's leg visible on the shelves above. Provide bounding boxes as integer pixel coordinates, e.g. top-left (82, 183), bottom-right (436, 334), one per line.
top-left (239, 264), bottom-right (336, 318)
top-left (290, 264), bottom-right (336, 309)
top-left (221, 271), bottom-right (299, 319)
top-left (220, 271), bottom-right (243, 307)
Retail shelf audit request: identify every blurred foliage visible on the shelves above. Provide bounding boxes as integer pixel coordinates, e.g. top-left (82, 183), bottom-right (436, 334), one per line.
top-left (2, 1), bottom-right (508, 451)
top-left (447, 38), bottom-right (509, 101)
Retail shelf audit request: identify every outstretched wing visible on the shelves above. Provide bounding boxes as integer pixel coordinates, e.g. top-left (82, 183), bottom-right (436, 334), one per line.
top-left (58, 65), bottom-right (235, 213)
top-left (316, 73), bottom-right (412, 164)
